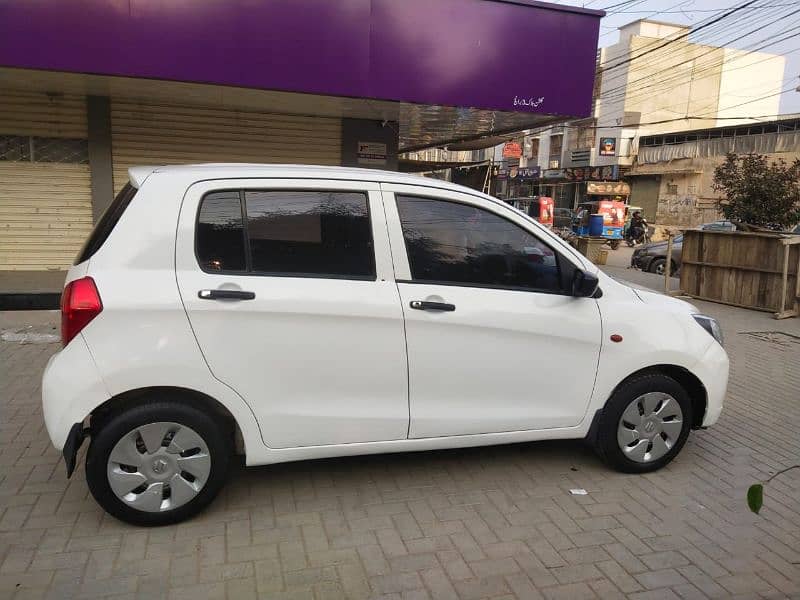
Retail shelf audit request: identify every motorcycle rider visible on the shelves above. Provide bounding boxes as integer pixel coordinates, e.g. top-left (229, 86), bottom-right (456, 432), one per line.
top-left (627, 211), bottom-right (647, 244)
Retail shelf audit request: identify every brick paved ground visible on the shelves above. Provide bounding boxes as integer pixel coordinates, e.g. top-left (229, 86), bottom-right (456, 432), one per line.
top-left (1, 282), bottom-right (799, 599)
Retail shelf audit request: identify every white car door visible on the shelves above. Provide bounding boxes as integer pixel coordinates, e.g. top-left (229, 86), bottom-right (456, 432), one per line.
top-left (176, 179), bottom-right (408, 448)
top-left (382, 183), bottom-right (602, 439)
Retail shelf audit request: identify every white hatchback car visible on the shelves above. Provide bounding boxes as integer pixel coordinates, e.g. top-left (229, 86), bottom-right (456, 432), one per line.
top-left (43, 164), bottom-right (728, 525)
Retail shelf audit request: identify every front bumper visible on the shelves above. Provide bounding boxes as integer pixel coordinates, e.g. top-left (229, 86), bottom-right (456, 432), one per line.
top-left (631, 251), bottom-right (655, 271)
top-left (692, 340), bottom-right (729, 427)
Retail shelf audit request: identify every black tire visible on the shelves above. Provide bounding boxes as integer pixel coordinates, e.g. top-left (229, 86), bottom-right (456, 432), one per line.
top-left (609, 240), bottom-right (621, 250)
top-left (648, 258), bottom-right (666, 275)
top-left (86, 400), bottom-right (231, 526)
top-left (594, 373), bottom-right (693, 473)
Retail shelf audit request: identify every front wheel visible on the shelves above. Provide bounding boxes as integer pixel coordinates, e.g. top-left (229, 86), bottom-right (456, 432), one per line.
top-left (609, 239), bottom-right (621, 250)
top-left (594, 373), bottom-right (692, 473)
top-left (649, 258), bottom-right (666, 275)
top-left (86, 401), bottom-right (231, 526)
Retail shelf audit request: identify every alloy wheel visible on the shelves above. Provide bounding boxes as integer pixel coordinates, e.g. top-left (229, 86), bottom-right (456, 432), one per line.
top-left (106, 422), bottom-right (211, 512)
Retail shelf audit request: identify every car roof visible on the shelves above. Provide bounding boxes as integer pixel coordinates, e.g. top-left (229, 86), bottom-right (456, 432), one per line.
top-left (129, 163), bottom-right (485, 197)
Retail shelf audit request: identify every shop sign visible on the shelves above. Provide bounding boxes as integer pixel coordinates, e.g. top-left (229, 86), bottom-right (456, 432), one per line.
top-left (357, 141), bottom-right (387, 166)
top-left (564, 165), bottom-right (619, 181)
top-left (511, 166), bottom-right (541, 180)
top-left (542, 169), bottom-right (563, 179)
top-left (502, 141), bottom-right (522, 158)
top-left (599, 137), bottom-right (616, 156)
top-left (586, 181), bottom-right (630, 195)
top-left (496, 168), bottom-right (509, 180)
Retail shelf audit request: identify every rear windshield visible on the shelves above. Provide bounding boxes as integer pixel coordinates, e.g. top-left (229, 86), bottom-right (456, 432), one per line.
top-left (74, 183), bottom-right (137, 264)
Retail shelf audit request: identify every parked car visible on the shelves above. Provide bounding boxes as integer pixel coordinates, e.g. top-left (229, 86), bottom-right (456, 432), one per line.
top-left (44, 164), bottom-right (729, 525)
top-left (631, 221), bottom-right (736, 275)
top-left (631, 234), bottom-right (684, 276)
top-left (554, 207), bottom-right (575, 229)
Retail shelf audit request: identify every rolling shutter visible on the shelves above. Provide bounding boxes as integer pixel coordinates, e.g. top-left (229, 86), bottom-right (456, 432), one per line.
top-left (0, 92), bottom-right (91, 271)
top-left (111, 101), bottom-right (342, 193)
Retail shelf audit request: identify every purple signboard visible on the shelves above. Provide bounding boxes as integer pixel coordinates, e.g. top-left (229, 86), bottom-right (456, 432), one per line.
top-left (0, 0), bottom-right (601, 117)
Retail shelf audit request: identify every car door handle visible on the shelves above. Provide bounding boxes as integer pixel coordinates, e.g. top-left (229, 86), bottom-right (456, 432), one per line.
top-left (410, 300), bottom-right (455, 312)
top-left (198, 289), bottom-right (256, 300)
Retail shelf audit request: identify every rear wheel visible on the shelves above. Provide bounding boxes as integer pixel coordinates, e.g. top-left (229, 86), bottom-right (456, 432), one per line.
top-left (609, 239), bottom-right (621, 250)
top-left (595, 373), bottom-right (692, 473)
top-left (86, 401), bottom-right (231, 526)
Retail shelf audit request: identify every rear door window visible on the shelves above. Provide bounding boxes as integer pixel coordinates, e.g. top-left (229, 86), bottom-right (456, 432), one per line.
top-left (195, 189), bottom-right (375, 279)
top-left (245, 191), bottom-right (374, 279)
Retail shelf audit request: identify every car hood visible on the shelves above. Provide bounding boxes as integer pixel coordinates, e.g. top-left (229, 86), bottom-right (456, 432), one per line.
top-left (632, 287), bottom-right (698, 314)
top-left (638, 238), bottom-right (683, 253)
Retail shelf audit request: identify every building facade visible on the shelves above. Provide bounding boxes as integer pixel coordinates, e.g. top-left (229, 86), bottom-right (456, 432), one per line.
top-left (630, 117), bottom-right (800, 226)
top-left (0, 0), bottom-right (602, 300)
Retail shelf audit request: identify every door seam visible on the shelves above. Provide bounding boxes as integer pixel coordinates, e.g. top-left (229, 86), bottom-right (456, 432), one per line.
top-left (379, 185), bottom-right (412, 439)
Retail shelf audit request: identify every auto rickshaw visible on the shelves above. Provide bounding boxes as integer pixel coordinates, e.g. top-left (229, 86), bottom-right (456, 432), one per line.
top-left (507, 196), bottom-right (554, 228)
top-left (573, 199), bottom-right (627, 249)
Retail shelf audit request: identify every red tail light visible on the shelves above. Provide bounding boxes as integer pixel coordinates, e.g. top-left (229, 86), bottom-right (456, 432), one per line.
top-left (61, 277), bottom-right (103, 347)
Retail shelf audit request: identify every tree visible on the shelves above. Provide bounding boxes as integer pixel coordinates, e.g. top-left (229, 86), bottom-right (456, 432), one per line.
top-left (712, 152), bottom-right (800, 231)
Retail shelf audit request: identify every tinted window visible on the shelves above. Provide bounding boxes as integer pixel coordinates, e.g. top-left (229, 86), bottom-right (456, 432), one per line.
top-left (245, 191), bottom-right (374, 278)
top-left (397, 196), bottom-right (566, 292)
top-left (197, 191), bottom-right (247, 272)
top-left (75, 183), bottom-right (137, 264)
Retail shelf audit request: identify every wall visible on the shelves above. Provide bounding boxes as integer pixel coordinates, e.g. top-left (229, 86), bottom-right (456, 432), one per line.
top-left (716, 49), bottom-right (784, 124)
top-left (647, 149), bottom-right (800, 226)
top-left (341, 119), bottom-right (399, 170)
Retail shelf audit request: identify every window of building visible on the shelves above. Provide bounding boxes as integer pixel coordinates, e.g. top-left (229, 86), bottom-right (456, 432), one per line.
top-left (244, 191), bottom-right (375, 279)
top-left (548, 135), bottom-right (563, 169)
top-left (396, 195), bottom-right (569, 293)
top-left (0, 135), bottom-right (88, 163)
top-left (196, 191), bottom-right (247, 272)
top-left (527, 137), bottom-right (539, 164)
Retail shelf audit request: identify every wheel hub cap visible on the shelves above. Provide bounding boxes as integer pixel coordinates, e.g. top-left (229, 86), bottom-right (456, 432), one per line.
top-left (617, 392), bottom-right (683, 463)
top-left (106, 422), bottom-right (211, 513)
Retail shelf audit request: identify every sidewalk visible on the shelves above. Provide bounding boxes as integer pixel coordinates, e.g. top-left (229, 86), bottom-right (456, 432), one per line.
top-left (1, 276), bottom-right (799, 599)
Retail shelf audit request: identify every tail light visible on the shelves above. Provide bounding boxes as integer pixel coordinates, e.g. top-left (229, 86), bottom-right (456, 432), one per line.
top-left (61, 277), bottom-right (103, 347)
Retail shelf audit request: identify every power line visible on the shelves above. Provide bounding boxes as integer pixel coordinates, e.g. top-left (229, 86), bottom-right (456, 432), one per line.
top-left (595, 3), bottom-right (799, 102)
top-left (602, 0), bottom-right (762, 72)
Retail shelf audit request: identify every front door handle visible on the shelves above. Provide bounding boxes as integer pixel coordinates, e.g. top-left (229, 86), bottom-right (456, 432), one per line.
top-left (198, 289), bottom-right (256, 300)
top-left (410, 300), bottom-right (455, 312)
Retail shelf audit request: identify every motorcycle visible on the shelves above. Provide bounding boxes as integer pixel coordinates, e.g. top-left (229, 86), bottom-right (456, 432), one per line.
top-left (625, 227), bottom-right (649, 247)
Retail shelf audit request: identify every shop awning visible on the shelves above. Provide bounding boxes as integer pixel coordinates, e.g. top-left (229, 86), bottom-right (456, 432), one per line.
top-left (0, 0), bottom-right (603, 151)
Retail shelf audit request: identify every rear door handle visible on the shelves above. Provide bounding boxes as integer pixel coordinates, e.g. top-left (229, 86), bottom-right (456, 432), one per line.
top-left (410, 300), bottom-right (455, 312)
top-left (198, 289), bottom-right (256, 300)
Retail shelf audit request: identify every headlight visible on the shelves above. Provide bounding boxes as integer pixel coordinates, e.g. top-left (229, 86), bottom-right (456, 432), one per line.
top-left (693, 314), bottom-right (723, 346)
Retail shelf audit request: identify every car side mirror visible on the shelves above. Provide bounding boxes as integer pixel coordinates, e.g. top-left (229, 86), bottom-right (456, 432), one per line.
top-left (572, 269), bottom-right (599, 298)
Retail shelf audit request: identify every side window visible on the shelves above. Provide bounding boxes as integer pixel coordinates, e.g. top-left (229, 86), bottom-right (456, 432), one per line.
top-left (244, 191), bottom-right (375, 279)
top-left (196, 191), bottom-right (247, 272)
top-left (396, 195), bottom-right (570, 293)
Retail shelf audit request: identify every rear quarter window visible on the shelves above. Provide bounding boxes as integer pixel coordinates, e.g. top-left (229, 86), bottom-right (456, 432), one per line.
top-left (74, 183), bottom-right (137, 264)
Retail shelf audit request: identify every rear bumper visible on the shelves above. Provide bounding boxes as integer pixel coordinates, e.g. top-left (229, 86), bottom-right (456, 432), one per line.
top-left (42, 334), bottom-right (109, 451)
top-left (693, 341), bottom-right (729, 427)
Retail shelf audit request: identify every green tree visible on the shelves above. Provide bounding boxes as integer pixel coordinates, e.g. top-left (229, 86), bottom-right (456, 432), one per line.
top-left (712, 152), bottom-right (800, 230)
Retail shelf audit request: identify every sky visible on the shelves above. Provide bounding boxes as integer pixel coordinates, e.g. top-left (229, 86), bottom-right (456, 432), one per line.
top-left (550, 0), bottom-right (800, 115)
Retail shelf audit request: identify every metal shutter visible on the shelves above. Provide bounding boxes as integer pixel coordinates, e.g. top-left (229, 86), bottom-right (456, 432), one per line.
top-left (0, 92), bottom-right (91, 271)
top-left (111, 101), bottom-right (342, 193)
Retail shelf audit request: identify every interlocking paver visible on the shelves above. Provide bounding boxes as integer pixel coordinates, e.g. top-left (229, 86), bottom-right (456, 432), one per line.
top-left (2, 282), bottom-right (800, 599)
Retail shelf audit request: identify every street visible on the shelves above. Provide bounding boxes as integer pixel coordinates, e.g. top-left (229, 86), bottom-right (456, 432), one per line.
top-left (1, 269), bottom-right (799, 600)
